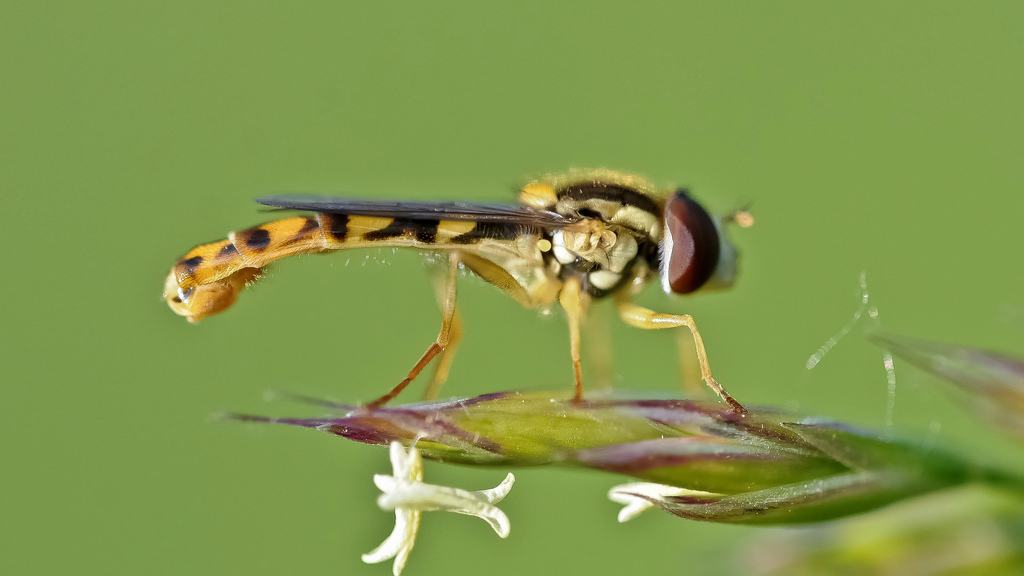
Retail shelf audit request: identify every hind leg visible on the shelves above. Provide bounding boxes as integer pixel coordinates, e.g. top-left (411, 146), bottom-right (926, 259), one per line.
top-left (422, 306), bottom-right (463, 402)
top-left (365, 251), bottom-right (461, 409)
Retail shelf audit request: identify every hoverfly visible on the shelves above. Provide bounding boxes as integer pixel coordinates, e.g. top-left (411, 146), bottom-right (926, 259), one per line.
top-left (164, 169), bottom-right (750, 412)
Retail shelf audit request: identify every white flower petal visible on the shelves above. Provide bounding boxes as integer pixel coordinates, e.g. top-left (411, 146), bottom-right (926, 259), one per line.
top-left (388, 441), bottom-right (407, 471)
top-left (361, 508), bottom-right (413, 564)
top-left (389, 441), bottom-right (423, 482)
top-left (474, 506), bottom-right (511, 538)
top-left (363, 442), bottom-right (514, 574)
top-left (618, 499), bottom-right (656, 523)
top-left (475, 473), bottom-right (516, 504)
top-left (608, 482), bottom-right (715, 523)
top-left (391, 509), bottom-right (419, 576)
top-left (373, 474), bottom-right (397, 492)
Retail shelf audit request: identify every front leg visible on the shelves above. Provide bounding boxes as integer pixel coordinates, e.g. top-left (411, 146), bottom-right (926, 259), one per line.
top-left (615, 294), bottom-right (745, 414)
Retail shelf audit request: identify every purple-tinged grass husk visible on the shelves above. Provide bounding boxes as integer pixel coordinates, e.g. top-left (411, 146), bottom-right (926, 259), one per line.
top-left (741, 485), bottom-right (1024, 575)
top-left (872, 333), bottom-right (1024, 444)
top-left (231, 389), bottom-right (1022, 525)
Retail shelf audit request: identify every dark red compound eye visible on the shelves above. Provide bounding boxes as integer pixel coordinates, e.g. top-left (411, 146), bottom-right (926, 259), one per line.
top-left (663, 189), bottom-right (720, 294)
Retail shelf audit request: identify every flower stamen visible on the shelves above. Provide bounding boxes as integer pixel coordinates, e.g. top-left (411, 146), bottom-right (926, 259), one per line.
top-left (363, 442), bottom-right (515, 575)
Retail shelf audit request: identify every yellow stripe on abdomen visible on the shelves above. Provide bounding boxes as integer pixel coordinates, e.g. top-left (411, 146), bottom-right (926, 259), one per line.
top-left (165, 213), bottom-right (525, 323)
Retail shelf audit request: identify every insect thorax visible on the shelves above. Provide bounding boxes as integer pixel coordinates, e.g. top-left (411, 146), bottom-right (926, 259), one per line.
top-left (544, 182), bottom-right (663, 298)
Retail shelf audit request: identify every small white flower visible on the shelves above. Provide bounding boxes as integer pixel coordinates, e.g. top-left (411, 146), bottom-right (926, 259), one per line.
top-left (362, 441), bottom-right (515, 576)
top-left (608, 482), bottom-right (716, 523)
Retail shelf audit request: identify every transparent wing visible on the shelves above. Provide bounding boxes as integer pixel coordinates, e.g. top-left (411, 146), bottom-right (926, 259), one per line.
top-left (256, 194), bottom-right (577, 229)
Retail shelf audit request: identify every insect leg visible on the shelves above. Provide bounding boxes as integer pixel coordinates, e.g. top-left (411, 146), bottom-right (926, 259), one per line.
top-left (423, 309), bottom-right (462, 401)
top-left (458, 252), bottom-right (573, 398)
top-left (422, 262), bottom-right (464, 401)
top-left (583, 303), bottom-right (614, 391)
top-left (677, 332), bottom-right (706, 399)
top-left (559, 277), bottom-right (588, 402)
top-left (458, 252), bottom-right (563, 309)
top-left (458, 252), bottom-right (534, 307)
top-left (365, 251), bottom-right (461, 409)
top-left (614, 293), bottom-right (745, 414)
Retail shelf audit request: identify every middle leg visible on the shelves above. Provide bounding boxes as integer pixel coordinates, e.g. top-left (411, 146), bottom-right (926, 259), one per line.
top-left (583, 303), bottom-right (615, 391)
top-left (558, 277), bottom-right (588, 402)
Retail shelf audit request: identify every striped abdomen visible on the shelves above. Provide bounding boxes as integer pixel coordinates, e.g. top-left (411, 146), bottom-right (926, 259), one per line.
top-left (163, 213), bottom-right (528, 322)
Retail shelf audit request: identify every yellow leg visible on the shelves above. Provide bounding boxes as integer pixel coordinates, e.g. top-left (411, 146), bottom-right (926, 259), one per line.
top-left (366, 252), bottom-right (460, 409)
top-left (459, 252), bottom-right (562, 309)
top-left (458, 251), bottom-right (570, 399)
top-left (677, 330), bottom-right (704, 398)
top-left (615, 294), bottom-right (745, 414)
top-left (583, 304), bottom-right (614, 391)
top-left (458, 252), bottom-right (534, 307)
top-left (421, 256), bottom-right (466, 401)
top-left (423, 307), bottom-right (462, 401)
top-left (559, 277), bottom-right (587, 402)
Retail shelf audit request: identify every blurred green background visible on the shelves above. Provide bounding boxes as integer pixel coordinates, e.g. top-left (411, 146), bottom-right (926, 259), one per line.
top-left (3, 2), bottom-right (1023, 574)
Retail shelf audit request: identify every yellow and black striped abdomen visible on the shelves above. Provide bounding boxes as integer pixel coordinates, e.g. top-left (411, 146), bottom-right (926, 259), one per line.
top-left (164, 213), bottom-right (530, 322)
